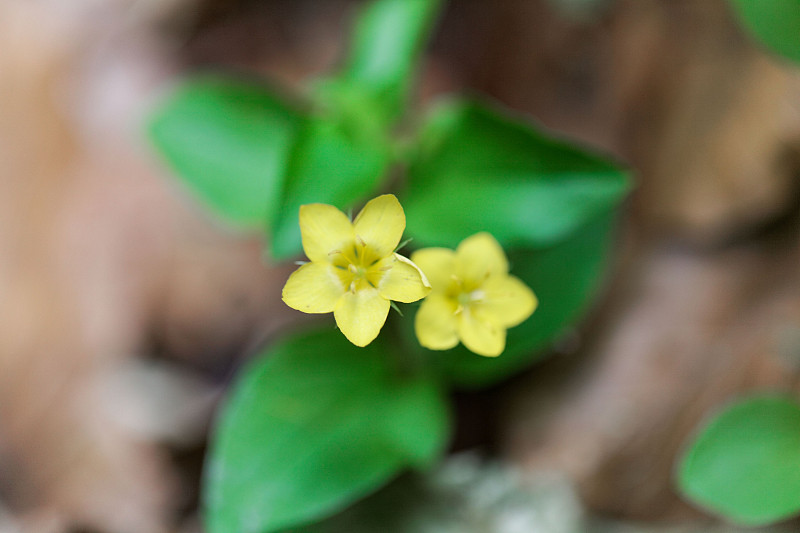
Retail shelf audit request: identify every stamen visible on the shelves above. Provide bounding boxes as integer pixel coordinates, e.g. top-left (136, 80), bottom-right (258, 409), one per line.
top-left (348, 264), bottom-right (359, 274)
top-left (470, 290), bottom-right (486, 302)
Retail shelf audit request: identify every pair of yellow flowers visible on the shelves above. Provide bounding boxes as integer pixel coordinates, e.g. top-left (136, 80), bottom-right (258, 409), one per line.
top-left (282, 195), bottom-right (537, 357)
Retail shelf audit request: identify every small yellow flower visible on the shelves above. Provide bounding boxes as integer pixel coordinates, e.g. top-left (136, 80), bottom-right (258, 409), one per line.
top-left (282, 194), bottom-right (431, 347)
top-left (411, 233), bottom-right (537, 357)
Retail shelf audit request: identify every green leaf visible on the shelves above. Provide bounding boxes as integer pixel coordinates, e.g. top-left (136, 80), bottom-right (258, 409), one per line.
top-left (677, 394), bottom-right (800, 526)
top-left (342, 0), bottom-right (443, 122)
top-left (729, 0), bottom-right (800, 64)
top-left (269, 116), bottom-right (392, 259)
top-left (148, 75), bottom-right (304, 228)
top-left (404, 99), bottom-right (631, 249)
top-left (204, 329), bottom-right (450, 533)
top-left (434, 210), bottom-right (617, 388)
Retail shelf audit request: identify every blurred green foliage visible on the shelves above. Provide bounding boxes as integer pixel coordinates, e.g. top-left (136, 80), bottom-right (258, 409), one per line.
top-left (729, 0), bottom-right (800, 64)
top-left (206, 329), bottom-right (448, 533)
top-left (404, 99), bottom-right (628, 249)
top-left (678, 395), bottom-right (800, 526)
top-left (674, 5), bottom-right (800, 527)
top-left (342, 0), bottom-right (443, 123)
top-left (149, 77), bottom-right (303, 227)
top-left (147, 0), bottom-right (630, 531)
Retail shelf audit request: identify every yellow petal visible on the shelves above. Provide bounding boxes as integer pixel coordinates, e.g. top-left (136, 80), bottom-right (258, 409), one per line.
top-left (456, 232), bottom-right (508, 285)
top-left (458, 310), bottom-right (506, 357)
top-left (410, 247), bottom-right (457, 291)
top-left (334, 288), bottom-right (390, 347)
top-left (299, 203), bottom-right (354, 262)
top-left (478, 275), bottom-right (538, 328)
top-left (376, 253), bottom-right (431, 303)
top-left (415, 293), bottom-right (459, 351)
top-left (282, 262), bottom-right (345, 313)
top-left (353, 194), bottom-right (405, 257)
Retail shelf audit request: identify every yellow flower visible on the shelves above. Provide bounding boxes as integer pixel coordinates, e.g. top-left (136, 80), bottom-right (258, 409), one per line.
top-left (282, 194), bottom-right (431, 347)
top-left (411, 233), bottom-right (537, 357)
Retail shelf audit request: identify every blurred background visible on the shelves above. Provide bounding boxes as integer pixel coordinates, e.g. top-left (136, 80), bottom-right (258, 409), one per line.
top-left (2, 0), bottom-right (800, 531)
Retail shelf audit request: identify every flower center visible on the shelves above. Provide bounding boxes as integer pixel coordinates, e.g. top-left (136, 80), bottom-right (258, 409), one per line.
top-left (458, 289), bottom-right (485, 306)
top-left (451, 275), bottom-right (486, 314)
top-left (330, 237), bottom-right (387, 292)
top-left (349, 263), bottom-right (369, 279)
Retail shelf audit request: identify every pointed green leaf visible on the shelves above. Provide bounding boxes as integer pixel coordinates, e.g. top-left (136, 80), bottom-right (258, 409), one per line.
top-left (678, 394), bottom-right (800, 526)
top-left (404, 99), bottom-right (631, 249)
top-left (204, 329), bottom-right (449, 533)
top-left (148, 75), bottom-right (304, 228)
top-left (342, 0), bottom-right (443, 122)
